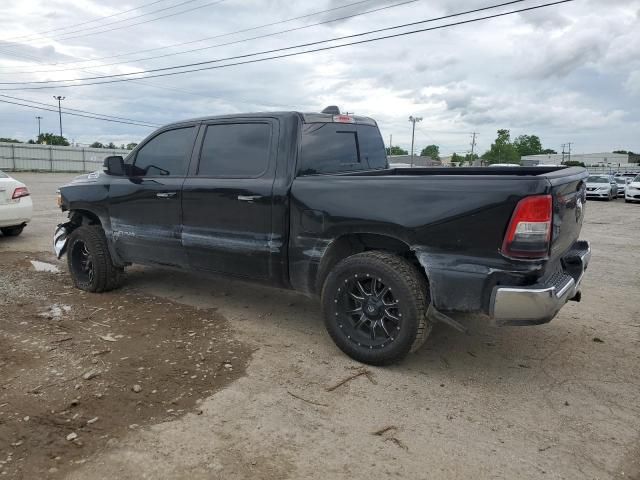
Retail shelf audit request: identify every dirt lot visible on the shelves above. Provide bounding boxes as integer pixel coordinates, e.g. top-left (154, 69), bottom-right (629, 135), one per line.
top-left (1, 172), bottom-right (639, 480)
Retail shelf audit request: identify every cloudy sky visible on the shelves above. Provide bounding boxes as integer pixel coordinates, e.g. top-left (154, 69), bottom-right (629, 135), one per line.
top-left (0, 0), bottom-right (638, 155)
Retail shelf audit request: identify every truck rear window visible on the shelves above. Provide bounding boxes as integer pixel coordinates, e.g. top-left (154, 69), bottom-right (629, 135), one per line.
top-left (299, 123), bottom-right (387, 175)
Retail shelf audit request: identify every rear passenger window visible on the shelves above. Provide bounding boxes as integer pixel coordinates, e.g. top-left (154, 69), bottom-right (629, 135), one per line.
top-left (299, 123), bottom-right (387, 175)
top-left (133, 127), bottom-right (196, 177)
top-left (198, 123), bottom-right (271, 177)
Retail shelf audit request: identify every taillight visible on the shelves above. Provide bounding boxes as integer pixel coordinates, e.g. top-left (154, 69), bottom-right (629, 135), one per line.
top-left (501, 195), bottom-right (552, 259)
top-left (12, 187), bottom-right (29, 199)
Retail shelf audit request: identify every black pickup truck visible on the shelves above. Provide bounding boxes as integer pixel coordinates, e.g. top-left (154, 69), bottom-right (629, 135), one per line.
top-left (55, 108), bottom-right (591, 365)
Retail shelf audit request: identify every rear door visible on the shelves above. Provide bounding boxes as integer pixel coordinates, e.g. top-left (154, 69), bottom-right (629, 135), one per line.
top-left (181, 119), bottom-right (279, 279)
top-left (107, 124), bottom-right (198, 267)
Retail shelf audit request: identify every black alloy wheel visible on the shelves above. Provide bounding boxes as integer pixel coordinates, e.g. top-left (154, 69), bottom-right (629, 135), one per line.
top-left (322, 251), bottom-right (431, 365)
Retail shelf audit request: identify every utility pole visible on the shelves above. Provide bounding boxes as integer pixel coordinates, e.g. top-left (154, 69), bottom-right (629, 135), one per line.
top-left (53, 95), bottom-right (65, 137)
top-left (567, 142), bottom-right (572, 163)
top-left (35, 116), bottom-right (42, 142)
top-left (470, 132), bottom-right (478, 165)
top-left (561, 144), bottom-right (566, 164)
top-left (408, 116), bottom-right (422, 167)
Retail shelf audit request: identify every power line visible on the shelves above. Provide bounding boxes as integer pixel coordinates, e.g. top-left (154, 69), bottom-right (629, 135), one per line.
top-left (2, 0), bottom-right (382, 71)
top-left (6, 0), bottom-right (421, 76)
top-left (0, 94), bottom-right (160, 125)
top-left (1, 0), bottom-right (170, 43)
top-left (0, 42), bottom-right (301, 109)
top-left (0, 0), bottom-right (567, 88)
top-left (19, 0), bottom-right (228, 45)
top-left (0, 97), bottom-right (159, 128)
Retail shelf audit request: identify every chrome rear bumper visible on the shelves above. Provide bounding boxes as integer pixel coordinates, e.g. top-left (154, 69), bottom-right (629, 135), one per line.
top-left (490, 241), bottom-right (590, 326)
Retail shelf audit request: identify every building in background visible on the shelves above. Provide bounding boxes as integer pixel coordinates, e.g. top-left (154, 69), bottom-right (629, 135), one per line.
top-left (521, 152), bottom-right (629, 167)
top-left (388, 155), bottom-right (442, 167)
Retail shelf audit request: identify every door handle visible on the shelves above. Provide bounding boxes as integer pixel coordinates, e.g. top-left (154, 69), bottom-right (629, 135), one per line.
top-left (237, 195), bottom-right (262, 202)
top-left (156, 192), bottom-right (177, 199)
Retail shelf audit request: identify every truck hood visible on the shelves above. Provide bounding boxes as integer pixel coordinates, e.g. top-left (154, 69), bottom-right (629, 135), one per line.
top-left (69, 170), bottom-right (103, 184)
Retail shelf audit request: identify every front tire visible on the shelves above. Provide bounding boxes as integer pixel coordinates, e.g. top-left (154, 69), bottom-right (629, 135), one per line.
top-left (321, 251), bottom-right (432, 365)
top-left (1, 225), bottom-right (24, 236)
top-left (67, 225), bottom-right (124, 292)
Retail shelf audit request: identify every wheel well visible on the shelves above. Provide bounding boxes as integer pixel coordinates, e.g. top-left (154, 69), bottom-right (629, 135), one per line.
top-left (69, 209), bottom-right (102, 228)
top-left (315, 233), bottom-right (426, 294)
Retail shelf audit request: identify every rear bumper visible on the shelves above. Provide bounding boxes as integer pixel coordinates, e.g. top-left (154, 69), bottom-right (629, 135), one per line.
top-left (0, 197), bottom-right (33, 228)
top-left (490, 240), bottom-right (590, 325)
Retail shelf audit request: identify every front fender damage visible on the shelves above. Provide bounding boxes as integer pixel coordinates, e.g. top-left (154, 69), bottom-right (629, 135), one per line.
top-left (53, 222), bottom-right (74, 259)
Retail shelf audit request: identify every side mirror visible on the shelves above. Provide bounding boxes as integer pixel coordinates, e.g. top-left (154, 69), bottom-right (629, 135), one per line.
top-left (104, 156), bottom-right (125, 176)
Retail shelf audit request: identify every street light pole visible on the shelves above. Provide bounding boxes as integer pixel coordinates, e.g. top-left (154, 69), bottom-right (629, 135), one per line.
top-left (408, 115), bottom-right (422, 167)
top-left (35, 116), bottom-right (42, 142)
top-left (53, 96), bottom-right (65, 137)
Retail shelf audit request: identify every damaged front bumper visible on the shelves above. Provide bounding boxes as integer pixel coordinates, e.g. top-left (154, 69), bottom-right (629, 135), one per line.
top-left (53, 223), bottom-right (71, 259)
top-left (490, 241), bottom-right (591, 326)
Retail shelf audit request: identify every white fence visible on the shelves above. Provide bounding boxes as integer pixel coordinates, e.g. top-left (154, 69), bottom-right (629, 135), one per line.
top-left (0, 142), bottom-right (130, 173)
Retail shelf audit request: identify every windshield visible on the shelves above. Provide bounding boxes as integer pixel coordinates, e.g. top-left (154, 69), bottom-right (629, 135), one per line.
top-left (615, 178), bottom-right (626, 184)
top-left (587, 176), bottom-right (609, 183)
top-left (635, 175), bottom-right (640, 183)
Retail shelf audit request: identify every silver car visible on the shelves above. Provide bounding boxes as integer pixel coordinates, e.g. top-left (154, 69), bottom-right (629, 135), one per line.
top-left (614, 177), bottom-right (629, 197)
top-left (585, 175), bottom-right (617, 201)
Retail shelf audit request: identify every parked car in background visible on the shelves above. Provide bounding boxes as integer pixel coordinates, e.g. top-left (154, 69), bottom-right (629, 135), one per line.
top-left (625, 175), bottom-right (640, 203)
top-left (614, 177), bottom-right (630, 197)
top-left (586, 175), bottom-right (617, 201)
top-left (0, 170), bottom-right (32, 236)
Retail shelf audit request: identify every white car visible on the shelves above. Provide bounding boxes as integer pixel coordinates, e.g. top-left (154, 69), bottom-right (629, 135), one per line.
top-left (625, 175), bottom-right (640, 204)
top-left (0, 170), bottom-right (32, 236)
top-left (585, 175), bottom-right (617, 201)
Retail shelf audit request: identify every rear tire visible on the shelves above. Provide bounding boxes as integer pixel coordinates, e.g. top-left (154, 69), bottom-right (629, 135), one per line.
top-left (67, 225), bottom-right (124, 292)
top-left (1, 225), bottom-right (24, 236)
top-left (321, 251), bottom-right (432, 365)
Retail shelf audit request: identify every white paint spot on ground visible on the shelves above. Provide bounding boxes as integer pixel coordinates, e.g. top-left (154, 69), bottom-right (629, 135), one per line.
top-left (30, 261), bottom-right (60, 273)
top-left (38, 304), bottom-right (71, 320)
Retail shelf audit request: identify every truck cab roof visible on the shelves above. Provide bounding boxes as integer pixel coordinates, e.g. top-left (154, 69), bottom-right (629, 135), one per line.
top-left (161, 110), bottom-right (378, 129)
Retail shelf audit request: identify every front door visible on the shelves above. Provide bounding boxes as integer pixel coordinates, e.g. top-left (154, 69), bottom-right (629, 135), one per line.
top-left (108, 125), bottom-right (198, 267)
top-left (181, 120), bottom-right (278, 279)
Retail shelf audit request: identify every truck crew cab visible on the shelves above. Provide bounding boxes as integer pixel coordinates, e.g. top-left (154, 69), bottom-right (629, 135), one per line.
top-left (55, 107), bottom-right (590, 365)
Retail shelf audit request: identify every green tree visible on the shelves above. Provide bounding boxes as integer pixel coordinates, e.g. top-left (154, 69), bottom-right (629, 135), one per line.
top-left (420, 144), bottom-right (440, 160)
top-left (451, 152), bottom-right (462, 166)
top-left (481, 129), bottom-right (520, 164)
top-left (106, 142), bottom-right (117, 149)
top-left (541, 148), bottom-right (557, 154)
top-left (562, 160), bottom-right (586, 167)
top-left (513, 135), bottom-right (543, 156)
top-left (90, 141), bottom-right (104, 148)
top-left (0, 137), bottom-right (22, 143)
top-left (38, 133), bottom-right (69, 146)
top-left (386, 146), bottom-right (408, 155)
top-left (613, 150), bottom-right (628, 154)
top-left (126, 142), bottom-right (138, 150)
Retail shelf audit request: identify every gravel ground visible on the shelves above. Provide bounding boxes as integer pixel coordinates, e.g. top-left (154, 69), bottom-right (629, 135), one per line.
top-left (1, 172), bottom-right (639, 480)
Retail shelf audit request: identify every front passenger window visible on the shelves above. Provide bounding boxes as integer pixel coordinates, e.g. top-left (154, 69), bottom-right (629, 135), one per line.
top-left (133, 127), bottom-right (196, 176)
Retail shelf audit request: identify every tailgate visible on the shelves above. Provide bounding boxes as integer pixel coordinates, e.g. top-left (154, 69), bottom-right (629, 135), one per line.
top-left (546, 168), bottom-right (589, 261)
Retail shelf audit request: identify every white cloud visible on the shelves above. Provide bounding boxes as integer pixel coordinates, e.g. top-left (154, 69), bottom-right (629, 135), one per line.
top-left (0, 0), bottom-right (638, 153)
